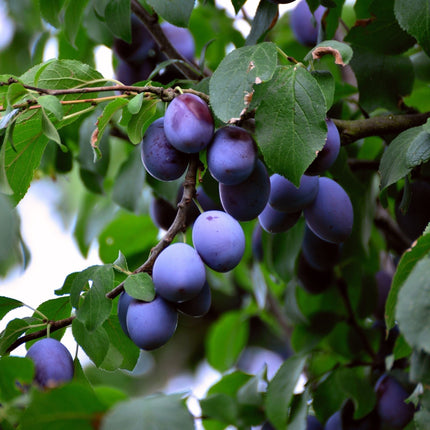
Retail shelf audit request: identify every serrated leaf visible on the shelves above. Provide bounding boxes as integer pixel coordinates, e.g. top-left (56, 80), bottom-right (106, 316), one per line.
top-left (254, 66), bottom-right (327, 186)
top-left (146, 0), bottom-right (194, 27)
top-left (206, 311), bottom-right (249, 372)
top-left (127, 99), bottom-right (159, 145)
top-left (37, 95), bottom-right (64, 120)
top-left (127, 92), bottom-right (144, 115)
top-left (305, 40), bottom-right (354, 66)
top-left (209, 42), bottom-right (278, 123)
top-left (124, 273), bottom-right (155, 302)
top-left (386, 233), bottom-right (430, 329)
top-left (113, 251), bottom-right (129, 273)
top-left (0, 296), bottom-right (23, 320)
top-left (72, 318), bottom-right (110, 367)
top-left (105, 0), bottom-right (131, 42)
top-left (379, 125), bottom-right (430, 190)
top-left (396, 257), bottom-right (430, 353)
top-left (395, 0), bottom-right (430, 57)
top-left (63, 0), bottom-right (88, 47)
top-left (101, 393), bottom-right (195, 430)
top-left (21, 382), bottom-right (107, 430)
top-left (311, 70), bottom-right (335, 110)
top-left (265, 354), bottom-right (307, 430)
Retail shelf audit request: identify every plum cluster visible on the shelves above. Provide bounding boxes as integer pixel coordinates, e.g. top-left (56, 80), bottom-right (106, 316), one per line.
top-left (25, 338), bottom-right (74, 389)
top-left (114, 16), bottom-right (195, 85)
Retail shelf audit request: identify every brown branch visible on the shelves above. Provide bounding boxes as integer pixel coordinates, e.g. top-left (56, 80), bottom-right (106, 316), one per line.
top-left (5, 156), bottom-right (201, 353)
top-left (130, 0), bottom-right (203, 81)
top-left (333, 112), bottom-right (430, 146)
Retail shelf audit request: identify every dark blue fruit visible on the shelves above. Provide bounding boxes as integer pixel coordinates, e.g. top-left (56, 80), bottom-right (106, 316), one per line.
top-left (192, 210), bottom-right (245, 272)
top-left (252, 223), bottom-right (264, 262)
top-left (161, 22), bottom-right (195, 62)
top-left (307, 415), bottom-right (323, 430)
top-left (258, 203), bottom-right (301, 233)
top-left (302, 225), bottom-right (341, 271)
top-left (115, 60), bottom-right (155, 85)
top-left (290, 0), bottom-right (325, 46)
top-left (141, 118), bottom-right (189, 181)
top-left (118, 291), bottom-right (134, 337)
top-left (375, 374), bottom-right (414, 429)
top-left (325, 410), bottom-right (342, 429)
top-left (164, 93), bottom-right (214, 153)
top-left (220, 160), bottom-right (271, 221)
top-left (177, 281), bottom-right (211, 317)
top-left (374, 270), bottom-right (392, 320)
top-left (298, 253), bottom-right (333, 294)
top-left (126, 296), bottom-right (178, 350)
top-left (269, 174), bottom-right (319, 213)
top-left (152, 243), bottom-right (206, 303)
top-left (306, 119), bottom-right (340, 176)
top-left (304, 177), bottom-right (353, 244)
top-left (26, 338), bottom-right (74, 389)
top-left (150, 196), bottom-right (177, 231)
top-left (207, 126), bottom-right (257, 185)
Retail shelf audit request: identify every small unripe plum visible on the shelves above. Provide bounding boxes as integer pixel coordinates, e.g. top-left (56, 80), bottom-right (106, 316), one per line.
top-left (26, 338), bottom-right (74, 389)
top-left (177, 281), bottom-right (211, 317)
top-left (126, 296), bottom-right (178, 350)
top-left (304, 177), bottom-right (353, 244)
top-left (141, 118), bottom-right (189, 181)
top-left (220, 160), bottom-right (271, 221)
top-left (269, 174), bottom-right (319, 213)
top-left (375, 374), bottom-right (414, 429)
top-left (305, 119), bottom-right (340, 175)
top-left (290, 0), bottom-right (325, 46)
top-left (258, 203), bottom-right (301, 233)
top-left (152, 243), bottom-right (206, 302)
top-left (164, 93), bottom-right (214, 153)
top-left (161, 22), bottom-right (195, 62)
top-left (192, 210), bottom-right (245, 272)
top-left (207, 126), bottom-right (258, 185)
top-left (150, 196), bottom-right (177, 231)
top-left (118, 291), bottom-right (134, 337)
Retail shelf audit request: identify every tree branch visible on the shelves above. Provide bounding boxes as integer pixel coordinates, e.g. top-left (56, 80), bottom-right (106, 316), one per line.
top-left (130, 0), bottom-right (203, 81)
top-left (333, 112), bottom-right (430, 145)
top-left (5, 156), bottom-right (201, 353)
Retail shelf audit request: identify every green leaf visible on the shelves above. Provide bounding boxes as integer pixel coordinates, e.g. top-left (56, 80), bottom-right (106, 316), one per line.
top-left (245, 1), bottom-right (278, 46)
top-left (305, 40), bottom-right (354, 66)
top-left (146, 0), bottom-right (194, 27)
top-left (349, 46), bottom-right (414, 112)
top-left (265, 354), bottom-right (307, 430)
top-left (380, 124), bottom-right (430, 190)
top-left (200, 393), bottom-right (239, 425)
top-left (21, 382), bottom-right (107, 430)
top-left (396, 257), bottom-right (430, 353)
top-left (128, 93), bottom-right (144, 115)
top-left (124, 273), bottom-right (155, 302)
top-left (231, 0), bottom-right (246, 14)
top-left (0, 318), bottom-right (34, 355)
top-left (287, 391), bottom-right (309, 430)
top-left (311, 70), bottom-right (335, 111)
top-left (71, 265), bottom-right (114, 331)
top-left (72, 318), bottom-right (110, 367)
top-left (113, 251), bottom-right (129, 273)
top-left (37, 95), bottom-right (64, 120)
top-left (0, 296), bottom-right (23, 320)
top-left (105, 0), bottom-right (131, 42)
top-left (127, 99), bottom-right (159, 145)
top-left (386, 232), bottom-right (430, 328)
top-left (254, 66), bottom-right (327, 186)
top-left (111, 147), bottom-right (146, 212)
top-left (206, 311), bottom-right (249, 372)
top-left (101, 393), bottom-right (195, 430)
top-left (345, 0), bottom-right (415, 55)
top-left (209, 42), bottom-right (278, 123)
top-left (63, 0), bottom-right (88, 47)
top-left (39, 0), bottom-right (66, 27)
top-left (0, 356), bottom-right (34, 402)
top-left (395, 0), bottom-right (430, 56)
top-left (41, 109), bottom-right (65, 150)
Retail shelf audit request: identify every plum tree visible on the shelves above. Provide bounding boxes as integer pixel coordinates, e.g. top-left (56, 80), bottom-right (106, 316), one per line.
top-left (126, 296), bottom-right (178, 350)
top-left (269, 174), bottom-right (319, 213)
top-left (305, 119), bottom-right (340, 176)
top-left (207, 126), bottom-right (257, 185)
top-left (219, 160), bottom-right (271, 221)
top-left (192, 210), bottom-right (245, 272)
top-left (160, 22), bottom-right (195, 62)
top-left (374, 374), bottom-right (415, 429)
top-left (140, 117), bottom-right (189, 181)
top-left (164, 93), bottom-right (214, 153)
top-left (304, 177), bottom-right (353, 243)
top-left (117, 291), bottom-right (134, 337)
top-left (152, 243), bottom-right (206, 303)
top-left (258, 203), bottom-right (301, 233)
top-left (176, 281), bottom-right (211, 317)
top-left (290, 0), bottom-right (325, 46)
top-left (25, 338), bottom-right (74, 389)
